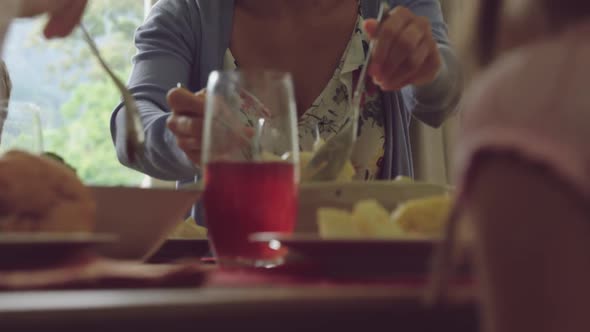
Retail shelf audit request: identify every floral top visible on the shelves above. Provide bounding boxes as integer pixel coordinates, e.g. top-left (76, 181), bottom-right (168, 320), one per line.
top-left (224, 14), bottom-right (385, 180)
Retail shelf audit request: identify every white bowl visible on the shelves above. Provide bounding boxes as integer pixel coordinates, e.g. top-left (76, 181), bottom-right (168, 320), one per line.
top-left (296, 181), bottom-right (450, 233)
top-left (89, 186), bottom-right (202, 260)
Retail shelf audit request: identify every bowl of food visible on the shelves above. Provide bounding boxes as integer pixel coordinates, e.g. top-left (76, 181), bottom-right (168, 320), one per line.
top-left (147, 217), bottom-right (210, 263)
top-left (278, 176), bottom-right (457, 275)
top-left (90, 186), bottom-right (202, 260)
top-left (296, 177), bottom-right (451, 233)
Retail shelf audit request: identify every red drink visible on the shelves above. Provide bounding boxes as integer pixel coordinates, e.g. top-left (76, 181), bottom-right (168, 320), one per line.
top-left (203, 161), bottom-right (297, 264)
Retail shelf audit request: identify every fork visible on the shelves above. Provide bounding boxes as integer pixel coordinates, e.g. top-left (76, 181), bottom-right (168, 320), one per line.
top-left (303, 1), bottom-right (390, 182)
top-left (80, 24), bottom-right (145, 163)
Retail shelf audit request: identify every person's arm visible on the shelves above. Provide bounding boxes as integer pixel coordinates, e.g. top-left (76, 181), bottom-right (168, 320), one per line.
top-left (110, 0), bottom-right (200, 181)
top-left (397, 0), bottom-right (462, 128)
top-left (1, 60), bottom-right (12, 101)
top-left (0, 0), bottom-right (20, 54)
top-left (1, 0), bottom-right (87, 52)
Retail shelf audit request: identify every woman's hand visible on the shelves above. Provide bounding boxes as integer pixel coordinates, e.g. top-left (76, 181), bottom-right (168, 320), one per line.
top-left (364, 6), bottom-right (442, 91)
top-left (18, 0), bottom-right (89, 38)
top-left (166, 87), bottom-right (206, 164)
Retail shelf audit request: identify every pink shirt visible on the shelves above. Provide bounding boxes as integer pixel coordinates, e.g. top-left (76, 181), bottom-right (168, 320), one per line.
top-left (455, 21), bottom-right (590, 203)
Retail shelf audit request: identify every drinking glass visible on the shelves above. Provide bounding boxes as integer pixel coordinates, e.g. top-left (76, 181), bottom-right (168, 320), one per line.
top-left (0, 101), bottom-right (43, 155)
top-left (202, 70), bottom-right (299, 267)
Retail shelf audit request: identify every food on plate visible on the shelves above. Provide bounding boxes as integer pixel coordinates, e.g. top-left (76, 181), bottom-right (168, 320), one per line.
top-left (43, 152), bottom-right (76, 173)
top-left (393, 175), bottom-right (413, 183)
top-left (170, 217), bottom-right (208, 239)
top-left (318, 200), bottom-right (404, 239)
top-left (391, 194), bottom-right (452, 237)
top-left (299, 151), bottom-right (354, 182)
top-left (317, 208), bottom-right (358, 238)
top-left (0, 151), bottom-right (96, 232)
top-left (318, 195), bottom-right (453, 239)
top-left (259, 139), bottom-right (355, 182)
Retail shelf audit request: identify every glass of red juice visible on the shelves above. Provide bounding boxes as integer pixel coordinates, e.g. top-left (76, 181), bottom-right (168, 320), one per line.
top-left (202, 70), bottom-right (299, 267)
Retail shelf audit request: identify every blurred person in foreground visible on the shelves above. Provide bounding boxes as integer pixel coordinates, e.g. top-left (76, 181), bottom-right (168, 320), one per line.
top-left (0, 0), bottom-right (87, 145)
top-left (438, 1), bottom-right (590, 331)
top-left (0, 0), bottom-right (88, 52)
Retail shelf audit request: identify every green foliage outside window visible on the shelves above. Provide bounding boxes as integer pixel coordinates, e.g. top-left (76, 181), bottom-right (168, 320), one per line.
top-left (5, 0), bottom-right (146, 186)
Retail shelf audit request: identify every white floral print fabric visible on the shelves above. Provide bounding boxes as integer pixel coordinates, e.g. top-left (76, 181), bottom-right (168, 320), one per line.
top-left (223, 13), bottom-right (385, 180)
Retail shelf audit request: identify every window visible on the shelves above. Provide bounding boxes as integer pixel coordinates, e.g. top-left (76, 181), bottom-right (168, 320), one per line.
top-left (3, 0), bottom-right (148, 186)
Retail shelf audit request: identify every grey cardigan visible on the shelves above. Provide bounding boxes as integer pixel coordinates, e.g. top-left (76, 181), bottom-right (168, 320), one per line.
top-left (111, 0), bottom-right (461, 184)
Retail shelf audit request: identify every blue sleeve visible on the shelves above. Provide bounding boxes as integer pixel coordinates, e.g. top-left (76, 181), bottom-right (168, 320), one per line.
top-left (110, 0), bottom-right (200, 181)
top-left (394, 0), bottom-right (463, 128)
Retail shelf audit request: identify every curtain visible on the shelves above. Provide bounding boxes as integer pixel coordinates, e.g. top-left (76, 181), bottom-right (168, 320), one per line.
top-left (410, 0), bottom-right (462, 185)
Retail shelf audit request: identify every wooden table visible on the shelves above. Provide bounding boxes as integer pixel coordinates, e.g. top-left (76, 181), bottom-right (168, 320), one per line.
top-left (0, 285), bottom-right (478, 332)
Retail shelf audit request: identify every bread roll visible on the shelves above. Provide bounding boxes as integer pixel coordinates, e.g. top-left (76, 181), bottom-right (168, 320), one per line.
top-left (0, 151), bottom-right (95, 232)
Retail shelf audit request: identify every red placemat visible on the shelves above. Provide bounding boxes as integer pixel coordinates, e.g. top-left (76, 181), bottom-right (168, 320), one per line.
top-left (207, 262), bottom-right (474, 289)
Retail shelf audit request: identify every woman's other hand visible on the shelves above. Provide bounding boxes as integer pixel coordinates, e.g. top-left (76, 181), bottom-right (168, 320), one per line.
top-left (18, 0), bottom-right (89, 38)
top-left (364, 6), bottom-right (442, 91)
top-left (166, 87), bottom-right (206, 165)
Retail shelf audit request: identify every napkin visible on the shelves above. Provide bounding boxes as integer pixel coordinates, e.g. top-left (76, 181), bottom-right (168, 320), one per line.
top-left (0, 254), bottom-right (207, 290)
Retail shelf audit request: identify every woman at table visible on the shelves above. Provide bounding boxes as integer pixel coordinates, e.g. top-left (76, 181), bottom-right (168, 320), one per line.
top-left (0, 0), bottom-right (87, 52)
top-left (111, 0), bottom-right (462, 184)
top-left (436, 0), bottom-right (590, 331)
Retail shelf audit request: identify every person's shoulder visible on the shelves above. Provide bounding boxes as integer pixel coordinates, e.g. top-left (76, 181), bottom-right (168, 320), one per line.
top-left (385, 0), bottom-right (439, 5)
top-left (460, 37), bottom-right (567, 127)
top-left (149, 0), bottom-right (200, 20)
top-left (473, 39), bottom-right (562, 94)
top-left (482, 37), bottom-right (571, 98)
top-left (152, 0), bottom-right (194, 12)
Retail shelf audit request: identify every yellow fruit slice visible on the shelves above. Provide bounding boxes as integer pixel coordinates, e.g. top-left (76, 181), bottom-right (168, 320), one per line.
top-left (393, 175), bottom-right (414, 183)
top-left (170, 217), bottom-right (208, 239)
top-left (390, 195), bottom-right (452, 237)
top-left (317, 207), bottom-right (360, 239)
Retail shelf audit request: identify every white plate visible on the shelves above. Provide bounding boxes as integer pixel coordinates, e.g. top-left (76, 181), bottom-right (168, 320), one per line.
top-left (0, 232), bottom-right (117, 269)
top-left (250, 232), bottom-right (440, 276)
top-left (0, 232), bottom-right (116, 243)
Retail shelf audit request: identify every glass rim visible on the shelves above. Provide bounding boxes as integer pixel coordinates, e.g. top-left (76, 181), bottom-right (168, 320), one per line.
top-left (208, 69), bottom-right (293, 83)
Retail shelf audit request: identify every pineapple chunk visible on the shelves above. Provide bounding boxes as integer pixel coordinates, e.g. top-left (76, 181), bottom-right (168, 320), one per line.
top-left (367, 221), bottom-right (406, 239)
top-left (352, 200), bottom-right (406, 238)
top-left (317, 208), bottom-right (359, 239)
top-left (170, 217), bottom-right (208, 239)
top-left (317, 196), bottom-right (453, 239)
top-left (352, 200), bottom-right (389, 236)
top-left (259, 151), bottom-right (283, 162)
top-left (393, 175), bottom-right (414, 183)
top-left (299, 151), bottom-right (314, 179)
top-left (390, 195), bottom-right (452, 237)
top-left (299, 150), bottom-right (355, 182)
top-left (337, 160), bottom-right (355, 182)
top-left (318, 200), bottom-right (406, 239)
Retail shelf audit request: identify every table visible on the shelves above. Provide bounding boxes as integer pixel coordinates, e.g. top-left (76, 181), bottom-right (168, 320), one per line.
top-left (0, 285), bottom-right (478, 332)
